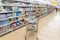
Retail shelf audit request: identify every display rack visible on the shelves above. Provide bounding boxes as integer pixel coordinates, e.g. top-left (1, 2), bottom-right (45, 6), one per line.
top-left (0, 0), bottom-right (55, 38)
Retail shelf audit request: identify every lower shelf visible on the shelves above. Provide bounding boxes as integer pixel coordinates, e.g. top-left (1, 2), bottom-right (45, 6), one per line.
top-left (0, 23), bottom-right (28, 37)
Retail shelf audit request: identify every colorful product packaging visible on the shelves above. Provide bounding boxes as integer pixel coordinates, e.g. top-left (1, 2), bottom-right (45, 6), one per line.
top-left (10, 22), bottom-right (16, 29)
top-left (12, 6), bottom-right (19, 11)
top-left (0, 14), bottom-right (6, 19)
top-left (0, 20), bottom-right (9, 25)
top-left (16, 21), bottom-right (22, 27)
top-left (6, 25), bottom-right (10, 30)
top-left (6, 13), bottom-right (13, 18)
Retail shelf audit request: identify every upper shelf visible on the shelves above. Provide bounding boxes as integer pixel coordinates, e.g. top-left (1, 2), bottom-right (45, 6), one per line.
top-left (12, 0), bottom-right (41, 4)
top-left (13, 0), bottom-right (31, 4)
top-left (0, 4), bottom-right (32, 7)
top-left (0, 4), bottom-right (44, 8)
top-left (0, 11), bottom-right (21, 13)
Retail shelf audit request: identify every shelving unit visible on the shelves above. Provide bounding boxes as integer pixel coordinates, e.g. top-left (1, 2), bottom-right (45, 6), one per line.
top-left (0, 0), bottom-right (55, 37)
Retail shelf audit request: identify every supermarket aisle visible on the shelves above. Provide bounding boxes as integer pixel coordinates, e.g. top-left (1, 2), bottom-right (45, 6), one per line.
top-left (38, 12), bottom-right (60, 40)
top-left (0, 12), bottom-right (60, 40)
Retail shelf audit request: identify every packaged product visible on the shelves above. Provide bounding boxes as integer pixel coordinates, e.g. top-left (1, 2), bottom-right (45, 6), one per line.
top-left (8, 18), bottom-right (16, 23)
top-left (10, 22), bottom-right (16, 29)
top-left (6, 13), bottom-right (13, 18)
top-left (16, 21), bottom-right (22, 27)
top-left (12, 6), bottom-right (19, 11)
top-left (6, 25), bottom-right (10, 30)
top-left (2, 26), bottom-right (7, 32)
top-left (0, 20), bottom-right (9, 25)
top-left (0, 14), bottom-right (6, 19)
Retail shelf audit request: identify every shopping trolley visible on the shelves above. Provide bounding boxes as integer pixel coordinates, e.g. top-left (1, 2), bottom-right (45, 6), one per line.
top-left (25, 18), bottom-right (38, 40)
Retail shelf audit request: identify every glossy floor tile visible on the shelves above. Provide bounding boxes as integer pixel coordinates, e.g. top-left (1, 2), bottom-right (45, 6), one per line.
top-left (38, 12), bottom-right (60, 40)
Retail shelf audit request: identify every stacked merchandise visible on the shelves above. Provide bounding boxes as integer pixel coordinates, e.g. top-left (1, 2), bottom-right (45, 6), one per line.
top-left (0, 0), bottom-right (55, 36)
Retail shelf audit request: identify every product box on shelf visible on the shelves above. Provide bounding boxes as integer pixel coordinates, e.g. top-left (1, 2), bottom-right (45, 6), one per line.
top-left (3, 6), bottom-right (12, 11)
top-left (0, 20), bottom-right (9, 25)
top-left (19, 8), bottom-right (23, 11)
top-left (12, 12), bottom-right (16, 17)
top-left (13, 12), bottom-right (20, 17)
top-left (8, 18), bottom-right (16, 23)
top-left (16, 21), bottom-right (22, 27)
top-left (0, 14), bottom-right (6, 19)
top-left (2, 26), bottom-right (7, 32)
top-left (16, 12), bottom-right (20, 16)
top-left (21, 15), bottom-right (26, 19)
top-left (12, 6), bottom-right (19, 11)
top-left (6, 13), bottom-right (13, 18)
top-left (8, 18), bottom-right (14, 23)
top-left (6, 25), bottom-right (10, 30)
top-left (10, 22), bottom-right (16, 29)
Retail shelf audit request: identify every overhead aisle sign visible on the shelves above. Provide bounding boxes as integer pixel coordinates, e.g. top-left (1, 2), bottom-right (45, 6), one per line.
top-left (51, 1), bottom-right (57, 5)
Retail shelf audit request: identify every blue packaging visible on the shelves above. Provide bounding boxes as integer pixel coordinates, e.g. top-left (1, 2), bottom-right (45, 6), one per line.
top-left (0, 20), bottom-right (2, 25)
top-left (0, 14), bottom-right (6, 19)
top-left (16, 21), bottom-right (22, 26)
top-left (0, 20), bottom-right (9, 25)
top-left (16, 12), bottom-right (20, 16)
top-left (6, 13), bottom-right (13, 18)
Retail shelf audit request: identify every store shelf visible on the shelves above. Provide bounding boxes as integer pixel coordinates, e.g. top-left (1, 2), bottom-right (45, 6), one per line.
top-left (0, 11), bottom-right (21, 13)
top-left (0, 23), bottom-right (28, 36)
top-left (0, 4), bottom-right (32, 7)
top-left (0, 0), bottom-right (55, 37)
top-left (0, 29), bottom-right (13, 36)
top-left (0, 20), bottom-right (20, 27)
top-left (0, 16), bottom-right (20, 20)
top-left (13, 0), bottom-right (31, 4)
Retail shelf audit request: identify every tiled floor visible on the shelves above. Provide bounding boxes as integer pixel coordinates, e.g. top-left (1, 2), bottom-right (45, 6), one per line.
top-left (0, 27), bottom-right (27, 40)
top-left (0, 12), bottom-right (60, 40)
top-left (38, 12), bottom-right (60, 40)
